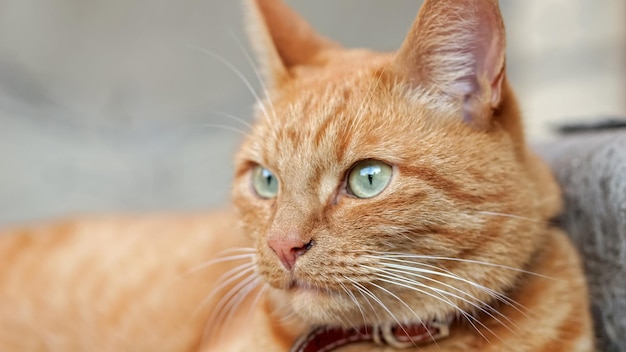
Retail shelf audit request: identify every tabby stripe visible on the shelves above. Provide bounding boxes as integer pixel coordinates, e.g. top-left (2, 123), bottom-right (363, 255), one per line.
top-left (400, 165), bottom-right (506, 204)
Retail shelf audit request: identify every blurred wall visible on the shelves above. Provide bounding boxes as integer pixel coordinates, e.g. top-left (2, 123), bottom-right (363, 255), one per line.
top-left (0, 0), bottom-right (624, 225)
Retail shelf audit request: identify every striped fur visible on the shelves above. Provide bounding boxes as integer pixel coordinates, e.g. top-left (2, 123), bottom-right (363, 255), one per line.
top-left (0, 0), bottom-right (593, 351)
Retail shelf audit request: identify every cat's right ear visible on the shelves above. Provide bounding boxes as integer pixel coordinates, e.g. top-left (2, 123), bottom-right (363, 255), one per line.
top-left (246, 0), bottom-right (340, 87)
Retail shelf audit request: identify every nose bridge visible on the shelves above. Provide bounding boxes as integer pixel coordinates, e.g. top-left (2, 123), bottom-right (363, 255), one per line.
top-left (266, 195), bottom-right (319, 270)
top-left (268, 197), bottom-right (312, 241)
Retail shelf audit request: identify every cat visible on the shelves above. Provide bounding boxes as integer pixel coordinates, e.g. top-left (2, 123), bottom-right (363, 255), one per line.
top-left (0, 0), bottom-right (595, 351)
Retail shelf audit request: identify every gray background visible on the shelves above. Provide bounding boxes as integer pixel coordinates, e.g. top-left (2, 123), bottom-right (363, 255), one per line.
top-left (0, 0), bottom-right (624, 225)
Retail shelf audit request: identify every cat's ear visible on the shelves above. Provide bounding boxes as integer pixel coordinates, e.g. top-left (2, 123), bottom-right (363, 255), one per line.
top-left (392, 0), bottom-right (506, 129)
top-left (246, 0), bottom-right (340, 87)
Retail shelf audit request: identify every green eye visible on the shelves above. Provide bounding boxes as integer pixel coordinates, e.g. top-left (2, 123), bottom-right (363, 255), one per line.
top-left (347, 160), bottom-right (392, 199)
top-left (252, 165), bottom-right (279, 199)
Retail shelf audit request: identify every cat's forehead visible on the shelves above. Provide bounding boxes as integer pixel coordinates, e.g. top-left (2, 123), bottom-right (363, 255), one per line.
top-left (238, 50), bottom-right (464, 185)
top-left (251, 73), bottom-right (398, 163)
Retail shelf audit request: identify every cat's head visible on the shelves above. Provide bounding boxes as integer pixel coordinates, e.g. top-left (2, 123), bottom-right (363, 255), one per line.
top-left (232, 0), bottom-right (561, 327)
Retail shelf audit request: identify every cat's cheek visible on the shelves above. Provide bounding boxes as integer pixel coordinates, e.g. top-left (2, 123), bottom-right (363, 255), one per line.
top-left (231, 179), bottom-right (275, 241)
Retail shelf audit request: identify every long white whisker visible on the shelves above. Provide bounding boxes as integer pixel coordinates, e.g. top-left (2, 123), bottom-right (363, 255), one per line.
top-left (349, 278), bottom-right (382, 326)
top-left (371, 274), bottom-right (492, 344)
top-left (193, 263), bottom-right (256, 317)
top-left (372, 257), bottom-right (535, 319)
top-left (228, 31), bottom-right (278, 122)
top-left (215, 247), bottom-right (257, 254)
top-left (246, 284), bottom-right (267, 321)
top-left (189, 45), bottom-right (272, 121)
top-left (373, 268), bottom-right (520, 339)
top-left (383, 260), bottom-right (529, 314)
top-left (204, 271), bottom-right (259, 345)
top-left (210, 111), bottom-right (254, 130)
top-left (367, 281), bottom-right (439, 347)
top-left (415, 271), bottom-right (516, 328)
top-left (338, 282), bottom-right (368, 331)
top-left (380, 266), bottom-right (516, 323)
top-left (221, 277), bottom-right (262, 331)
top-left (210, 262), bottom-right (256, 294)
top-left (476, 211), bottom-right (544, 223)
top-left (190, 253), bottom-right (255, 274)
top-left (196, 123), bottom-right (251, 137)
top-left (277, 310), bottom-right (299, 325)
top-left (362, 252), bottom-right (559, 281)
top-left (353, 65), bottom-right (386, 125)
top-left (166, 251), bottom-right (255, 297)
top-left (345, 278), bottom-right (418, 345)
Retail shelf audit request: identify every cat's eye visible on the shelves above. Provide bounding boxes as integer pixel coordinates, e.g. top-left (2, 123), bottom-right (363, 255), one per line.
top-left (347, 160), bottom-right (392, 199)
top-left (252, 165), bottom-right (279, 199)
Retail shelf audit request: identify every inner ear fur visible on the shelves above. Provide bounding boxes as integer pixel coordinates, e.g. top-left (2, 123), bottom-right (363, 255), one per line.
top-left (392, 0), bottom-right (506, 129)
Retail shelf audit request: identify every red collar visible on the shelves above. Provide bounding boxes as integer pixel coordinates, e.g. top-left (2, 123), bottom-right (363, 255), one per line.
top-left (290, 321), bottom-right (450, 352)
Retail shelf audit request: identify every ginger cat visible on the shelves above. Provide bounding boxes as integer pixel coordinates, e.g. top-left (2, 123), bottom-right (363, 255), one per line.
top-left (0, 0), bottom-right (594, 351)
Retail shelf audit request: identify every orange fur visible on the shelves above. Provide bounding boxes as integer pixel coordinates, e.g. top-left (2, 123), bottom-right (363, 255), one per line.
top-left (0, 0), bottom-right (593, 351)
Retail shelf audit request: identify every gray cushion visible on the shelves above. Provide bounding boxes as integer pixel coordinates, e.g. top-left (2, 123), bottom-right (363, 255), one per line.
top-left (536, 130), bottom-right (626, 352)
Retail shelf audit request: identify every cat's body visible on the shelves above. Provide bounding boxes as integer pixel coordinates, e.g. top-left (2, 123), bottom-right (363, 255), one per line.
top-left (0, 0), bottom-right (594, 351)
top-left (0, 211), bottom-right (240, 351)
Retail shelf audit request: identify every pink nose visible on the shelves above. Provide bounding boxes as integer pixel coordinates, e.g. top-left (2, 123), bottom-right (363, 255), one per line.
top-left (268, 236), bottom-right (313, 270)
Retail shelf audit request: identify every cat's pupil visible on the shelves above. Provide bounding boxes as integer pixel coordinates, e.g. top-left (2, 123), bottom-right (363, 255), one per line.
top-left (361, 166), bottom-right (380, 186)
top-left (263, 170), bottom-right (273, 185)
top-left (348, 160), bottom-right (392, 199)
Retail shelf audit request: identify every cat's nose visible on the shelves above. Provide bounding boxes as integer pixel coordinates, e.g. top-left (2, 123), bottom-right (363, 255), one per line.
top-left (267, 236), bottom-right (313, 271)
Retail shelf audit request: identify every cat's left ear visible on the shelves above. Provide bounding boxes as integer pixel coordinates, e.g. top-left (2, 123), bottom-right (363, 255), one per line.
top-left (246, 0), bottom-right (340, 87)
top-left (392, 0), bottom-right (506, 129)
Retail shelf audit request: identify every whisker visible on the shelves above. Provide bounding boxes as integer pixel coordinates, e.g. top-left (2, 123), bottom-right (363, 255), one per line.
top-left (277, 310), bottom-right (299, 325)
top-left (376, 258), bottom-right (534, 316)
top-left (209, 111), bottom-right (254, 130)
top-left (246, 284), bottom-right (267, 321)
top-left (164, 249), bottom-right (255, 295)
top-left (381, 266), bottom-right (515, 322)
top-left (228, 31), bottom-right (279, 122)
top-left (189, 45), bottom-right (272, 121)
top-left (266, 293), bottom-right (299, 325)
top-left (372, 268), bottom-right (520, 338)
top-left (362, 252), bottom-right (559, 281)
top-left (371, 274), bottom-right (493, 344)
top-left (354, 64), bottom-right (387, 124)
top-left (214, 247), bottom-right (257, 253)
top-left (338, 282), bottom-right (368, 332)
top-left (193, 263), bottom-right (256, 318)
top-left (345, 278), bottom-right (418, 346)
top-left (367, 281), bottom-right (440, 347)
top-left (203, 271), bottom-right (260, 346)
top-left (221, 277), bottom-right (262, 331)
top-left (475, 211), bottom-right (544, 223)
top-left (348, 278), bottom-right (383, 325)
top-left (189, 252), bottom-right (255, 274)
top-left (374, 257), bottom-right (536, 322)
top-left (196, 123), bottom-right (251, 137)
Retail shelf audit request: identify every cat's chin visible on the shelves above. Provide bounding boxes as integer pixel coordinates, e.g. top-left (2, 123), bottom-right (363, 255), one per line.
top-left (264, 283), bottom-right (336, 322)
top-left (267, 281), bottom-right (377, 326)
top-left (268, 281), bottom-right (453, 328)
top-left (286, 280), bottom-right (338, 307)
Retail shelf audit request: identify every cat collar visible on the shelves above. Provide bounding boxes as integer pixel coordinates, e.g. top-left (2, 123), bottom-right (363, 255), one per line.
top-left (290, 321), bottom-right (450, 352)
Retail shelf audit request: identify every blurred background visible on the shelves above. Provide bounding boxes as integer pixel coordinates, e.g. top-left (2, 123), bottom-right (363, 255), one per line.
top-left (0, 0), bottom-right (624, 225)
